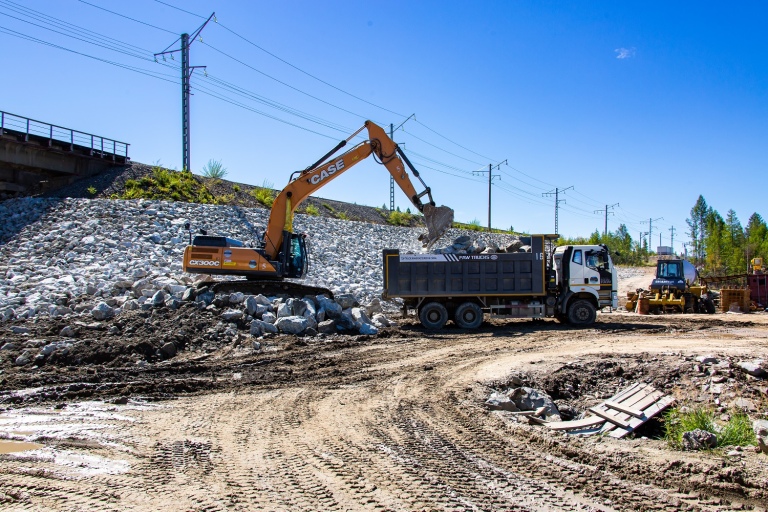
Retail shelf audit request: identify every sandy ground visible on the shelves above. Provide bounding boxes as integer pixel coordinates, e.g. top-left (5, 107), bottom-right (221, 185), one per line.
top-left (2, 311), bottom-right (768, 511)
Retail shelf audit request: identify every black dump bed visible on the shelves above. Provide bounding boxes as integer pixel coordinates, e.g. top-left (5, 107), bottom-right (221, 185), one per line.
top-left (383, 235), bottom-right (547, 299)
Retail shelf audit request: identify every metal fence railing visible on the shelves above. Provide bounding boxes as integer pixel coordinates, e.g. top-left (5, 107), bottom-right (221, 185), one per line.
top-left (0, 110), bottom-right (129, 159)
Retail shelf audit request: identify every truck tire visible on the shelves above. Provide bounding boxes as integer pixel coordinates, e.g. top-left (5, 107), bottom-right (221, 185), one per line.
top-left (454, 302), bottom-right (483, 329)
top-left (567, 299), bottom-right (596, 326)
top-left (419, 302), bottom-right (448, 330)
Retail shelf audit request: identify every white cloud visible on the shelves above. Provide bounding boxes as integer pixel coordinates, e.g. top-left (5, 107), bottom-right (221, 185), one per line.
top-left (614, 47), bottom-right (636, 59)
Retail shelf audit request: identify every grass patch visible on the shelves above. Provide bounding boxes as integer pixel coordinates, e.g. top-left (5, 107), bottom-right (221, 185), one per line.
top-left (250, 186), bottom-right (275, 207)
top-left (87, 186), bottom-right (97, 196)
top-left (663, 405), bottom-right (756, 450)
top-left (387, 210), bottom-right (415, 226)
top-left (302, 204), bottom-right (320, 216)
top-left (119, 167), bottom-right (217, 204)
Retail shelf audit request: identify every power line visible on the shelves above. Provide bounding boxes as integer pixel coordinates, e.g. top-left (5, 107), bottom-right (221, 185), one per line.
top-left (77, 0), bottom-right (176, 35)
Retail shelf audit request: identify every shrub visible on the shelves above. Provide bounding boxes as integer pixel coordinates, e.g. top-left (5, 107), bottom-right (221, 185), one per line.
top-left (250, 187), bottom-right (275, 207)
top-left (387, 210), bottom-right (413, 226)
top-left (663, 405), bottom-right (757, 450)
top-left (86, 186), bottom-right (97, 196)
top-left (303, 204), bottom-right (320, 216)
top-left (119, 166), bottom-right (216, 203)
top-left (201, 159), bottom-right (227, 179)
top-left (233, 185), bottom-right (240, 193)
top-left (336, 212), bottom-right (350, 220)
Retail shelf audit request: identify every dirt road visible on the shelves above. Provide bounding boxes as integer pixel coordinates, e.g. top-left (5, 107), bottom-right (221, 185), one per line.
top-left (2, 313), bottom-right (768, 511)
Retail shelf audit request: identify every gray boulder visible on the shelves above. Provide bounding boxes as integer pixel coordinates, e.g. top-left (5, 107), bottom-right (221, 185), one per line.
top-left (250, 319), bottom-right (278, 336)
top-left (275, 316), bottom-right (308, 335)
top-left (508, 387), bottom-right (561, 421)
top-left (335, 293), bottom-right (359, 310)
top-left (14, 350), bottom-right (33, 366)
top-left (318, 319), bottom-right (337, 334)
top-left (337, 309), bottom-right (360, 331)
top-left (221, 309), bottom-right (243, 321)
top-left (277, 301), bottom-right (293, 318)
top-left (160, 342), bottom-right (177, 358)
top-left (485, 391), bottom-right (520, 412)
top-left (682, 429), bottom-right (717, 451)
top-left (245, 297), bottom-right (269, 317)
top-left (151, 290), bottom-right (166, 307)
top-left (317, 295), bottom-right (342, 318)
top-left (754, 420), bottom-right (768, 455)
top-left (262, 312), bottom-right (277, 324)
top-left (359, 323), bottom-right (378, 335)
top-left (91, 302), bottom-right (115, 320)
top-left (195, 291), bottom-right (215, 306)
top-left (737, 361), bottom-right (766, 378)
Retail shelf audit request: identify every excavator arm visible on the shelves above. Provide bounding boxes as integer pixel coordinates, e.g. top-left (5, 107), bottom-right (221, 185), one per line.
top-left (262, 120), bottom-right (453, 259)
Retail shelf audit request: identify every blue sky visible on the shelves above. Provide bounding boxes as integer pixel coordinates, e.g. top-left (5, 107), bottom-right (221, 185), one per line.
top-left (2, 1), bottom-right (766, 252)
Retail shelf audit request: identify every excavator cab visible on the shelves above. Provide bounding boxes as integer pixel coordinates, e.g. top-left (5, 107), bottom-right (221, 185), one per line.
top-left (278, 231), bottom-right (308, 278)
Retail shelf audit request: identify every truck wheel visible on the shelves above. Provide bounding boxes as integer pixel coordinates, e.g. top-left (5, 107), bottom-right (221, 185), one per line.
top-left (567, 299), bottom-right (596, 326)
top-left (454, 302), bottom-right (483, 329)
top-left (419, 302), bottom-right (448, 330)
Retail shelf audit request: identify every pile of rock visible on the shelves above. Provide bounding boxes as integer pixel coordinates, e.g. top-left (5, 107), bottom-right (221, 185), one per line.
top-left (431, 235), bottom-right (526, 255)
top-left (0, 198), bottom-right (525, 325)
top-left (485, 374), bottom-right (562, 421)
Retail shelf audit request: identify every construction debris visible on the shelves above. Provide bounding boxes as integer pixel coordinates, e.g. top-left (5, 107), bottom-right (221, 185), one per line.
top-left (538, 382), bottom-right (675, 437)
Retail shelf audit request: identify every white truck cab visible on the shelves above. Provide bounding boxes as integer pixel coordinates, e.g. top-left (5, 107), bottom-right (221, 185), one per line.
top-left (553, 244), bottom-right (619, 317)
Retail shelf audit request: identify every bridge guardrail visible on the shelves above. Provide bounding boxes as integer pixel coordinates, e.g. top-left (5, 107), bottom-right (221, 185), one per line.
top-left (0, 110), bottom-right (129, 159)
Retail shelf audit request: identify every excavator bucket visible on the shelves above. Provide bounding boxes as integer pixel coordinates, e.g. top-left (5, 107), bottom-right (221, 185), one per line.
top-left (419, 204), bottom-right (454, 249)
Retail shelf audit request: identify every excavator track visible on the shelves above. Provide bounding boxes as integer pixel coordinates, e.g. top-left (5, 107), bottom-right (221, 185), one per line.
top-left (200, 279), bottom-right (334, 299)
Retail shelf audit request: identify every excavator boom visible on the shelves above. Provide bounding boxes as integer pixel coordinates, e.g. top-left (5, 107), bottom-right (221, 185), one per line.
top-left (182, 120), bottom-right (453, 285)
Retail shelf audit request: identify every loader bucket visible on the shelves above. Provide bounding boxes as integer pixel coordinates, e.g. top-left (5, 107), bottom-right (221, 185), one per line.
top-left (420, 204), bottom-right (454, 248)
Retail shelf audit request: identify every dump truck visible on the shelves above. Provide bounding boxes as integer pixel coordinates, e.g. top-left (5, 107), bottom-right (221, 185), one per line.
top-left (382, 235), bottom-right (618, 329)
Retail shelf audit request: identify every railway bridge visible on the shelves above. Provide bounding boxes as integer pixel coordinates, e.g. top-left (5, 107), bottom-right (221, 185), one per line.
top-left (0, 111), bottom-right (129, 195)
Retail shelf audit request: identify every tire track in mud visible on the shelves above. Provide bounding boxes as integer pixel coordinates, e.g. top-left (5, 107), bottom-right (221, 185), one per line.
top-left (1, 318), bottom-right (765, 510)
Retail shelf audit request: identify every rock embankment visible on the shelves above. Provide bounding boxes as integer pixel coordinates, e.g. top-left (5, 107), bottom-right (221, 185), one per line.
top-left (0, 198), bottom-right (520, 328)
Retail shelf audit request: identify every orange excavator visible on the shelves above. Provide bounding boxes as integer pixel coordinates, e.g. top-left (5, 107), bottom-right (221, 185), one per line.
top-left (182, 120), bottom-right (453, 296)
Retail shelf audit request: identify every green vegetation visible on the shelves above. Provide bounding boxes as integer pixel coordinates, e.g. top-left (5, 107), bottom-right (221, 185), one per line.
top-left (233, 184), bottom-right (240, 193)
top-left (686, 195), bottom-right (768, 274)
top-left (201, 159), bottom-right (227, 179)
top-left (387, 210), bottom-right (415, 226)
top-left (663, 405), bottom-right (756, 450)
top-left (250, 186), bottom-right (275, 207)
top-left (119, 166), bottom-right (217, 204)
top-left (336, 212), bottom-right (350, 220)
top-left (302, 204), bottom-right (320, 216)
top-left (558, 225), bottom-right (649, 266)
top-left (87, 186), bottom-right (97, 196)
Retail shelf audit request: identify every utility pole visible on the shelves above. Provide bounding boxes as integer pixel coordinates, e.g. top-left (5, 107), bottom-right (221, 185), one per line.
top-left (641, 217), bottom-right (663, 253)
top-left (669, 225), bottom-right (676, 253)
top-left (387, 114), bottom-right (414, 211)
top-left (155, 12), bottom-right (215, 173)
top-left (389, 123), bottom-right (395, 211)
top-left (474, 160), bottom-right (506, 231)
top-left (543, 186), bottom-right (573, 234)
top-left (594, 203), bottom-right (619, 236)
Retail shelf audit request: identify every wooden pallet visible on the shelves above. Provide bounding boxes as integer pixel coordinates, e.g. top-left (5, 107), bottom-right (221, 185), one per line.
top-left (544, 383), bottom-right (675, 438)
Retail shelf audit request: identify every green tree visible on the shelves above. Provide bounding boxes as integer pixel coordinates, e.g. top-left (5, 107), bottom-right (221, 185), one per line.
top-left (686, 195), bottom-right (710, 266)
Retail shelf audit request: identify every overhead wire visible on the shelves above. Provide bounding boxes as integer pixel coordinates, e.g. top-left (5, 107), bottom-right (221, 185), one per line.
top-left (77, 0), bottom-right (176, 35)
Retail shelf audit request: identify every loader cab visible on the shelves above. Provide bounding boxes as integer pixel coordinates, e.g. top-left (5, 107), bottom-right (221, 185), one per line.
top-left (651, 260), bottom-right (687, 292)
